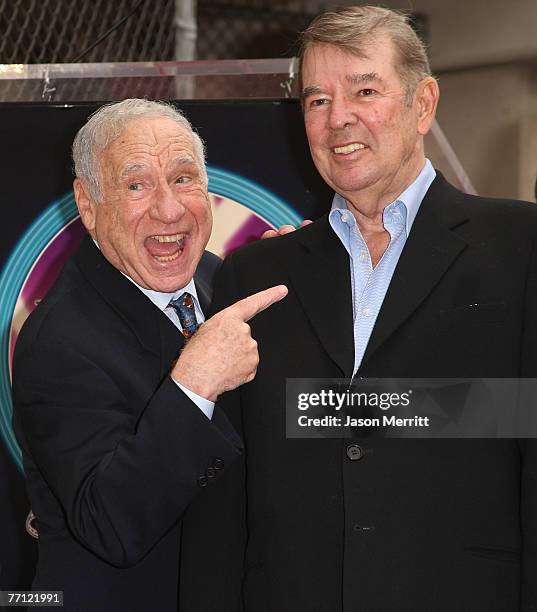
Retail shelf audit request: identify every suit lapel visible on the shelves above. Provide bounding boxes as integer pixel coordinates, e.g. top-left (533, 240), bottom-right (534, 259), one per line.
top-left (361, 174), bottom-right (470, 367)
top-left (74, 237), bottom-right (184, 376)
top-left (194, 269), bottom-right (212, 315)
top-left (289, 217), bottom-right (355, 378)
top-left (157, 314), bottom-right (185, 379)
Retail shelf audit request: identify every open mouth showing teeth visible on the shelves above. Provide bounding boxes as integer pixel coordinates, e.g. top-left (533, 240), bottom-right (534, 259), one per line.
top-left (151, 233), bottom-right (185, 243)
top-left (147, 234), bottom-right (185, 262)
top-left (333, 143), bottom-right (367, 154)
top-left (156, 252), bottom-right (181, 262)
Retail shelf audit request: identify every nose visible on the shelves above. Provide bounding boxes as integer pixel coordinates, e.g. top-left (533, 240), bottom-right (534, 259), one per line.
top-left (150, 180), bottom-right (186, 223)
top-left (328, 94), bottom-right (357, 131)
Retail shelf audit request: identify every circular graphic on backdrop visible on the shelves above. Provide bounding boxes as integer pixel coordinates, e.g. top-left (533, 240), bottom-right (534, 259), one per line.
top-left (0, 167), bottom-right (302, 470)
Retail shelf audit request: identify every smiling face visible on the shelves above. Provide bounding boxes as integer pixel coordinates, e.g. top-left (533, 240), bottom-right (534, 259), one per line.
top-left (74, 116), bottom-right (212, 292)
top-left (301, 38), bottom-right (437, 208)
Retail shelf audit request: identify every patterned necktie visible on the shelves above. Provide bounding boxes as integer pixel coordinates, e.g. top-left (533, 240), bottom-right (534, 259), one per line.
top-left (168, 292), bottom-right (199, 339)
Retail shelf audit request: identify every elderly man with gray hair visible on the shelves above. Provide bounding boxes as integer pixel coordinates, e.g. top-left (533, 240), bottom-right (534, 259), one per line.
top-left (185, 5), bottom-right (537, 612)
top-left (12, 99), bottom-right (287, 611)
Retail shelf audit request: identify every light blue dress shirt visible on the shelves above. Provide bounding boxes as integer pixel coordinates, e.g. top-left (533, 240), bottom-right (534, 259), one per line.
top-left (329, 159), bottom-right (436, 375)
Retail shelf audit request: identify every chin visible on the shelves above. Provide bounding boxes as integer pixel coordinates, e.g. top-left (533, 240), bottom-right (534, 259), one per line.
top-left (334, 172), bottom-right (377, 193)
top-left (133, 264), bottom-right (190, 293)
top-left (141, 253), bottom-right (196, 291)
top-left (153, 273), bottom-right (193, 293)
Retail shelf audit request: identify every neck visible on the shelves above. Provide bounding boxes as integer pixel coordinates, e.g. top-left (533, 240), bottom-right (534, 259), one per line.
top-left (344, 155), bottom-right (425, 232)
top-left (340, 156), bottom-right (426, 268)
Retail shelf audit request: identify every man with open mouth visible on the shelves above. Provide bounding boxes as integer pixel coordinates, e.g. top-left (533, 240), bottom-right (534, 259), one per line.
top-left (11, 98), bottom-right (286, 611)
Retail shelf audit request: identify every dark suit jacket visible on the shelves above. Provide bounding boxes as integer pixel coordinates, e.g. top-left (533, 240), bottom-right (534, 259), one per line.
top-left (182, 174), bottom-right (537, 612)
top-left (12, 237), bottom-right (242, 612)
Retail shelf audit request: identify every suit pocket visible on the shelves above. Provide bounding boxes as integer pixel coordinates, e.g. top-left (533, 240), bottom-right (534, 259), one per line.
top-left (437, 302), bottom-right (506, 332)
top-left (464, 544), bottom-right (520, 563)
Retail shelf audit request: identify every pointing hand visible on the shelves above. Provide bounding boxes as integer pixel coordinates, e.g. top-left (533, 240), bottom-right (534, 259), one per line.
top-left (172, 285), bottom-right (288, 401)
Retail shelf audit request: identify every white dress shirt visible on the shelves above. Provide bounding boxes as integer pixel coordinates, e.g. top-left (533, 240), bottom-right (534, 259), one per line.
top-left (92, 238), bottom-right (215, 420)
top-left (132, 278), bottom-right (215, 420)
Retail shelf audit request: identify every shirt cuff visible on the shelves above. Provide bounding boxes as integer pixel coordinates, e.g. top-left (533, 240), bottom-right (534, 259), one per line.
top-left (174, 380), bottom-right (215, 420)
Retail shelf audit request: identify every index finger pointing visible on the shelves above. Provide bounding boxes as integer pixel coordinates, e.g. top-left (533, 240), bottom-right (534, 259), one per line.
top-left (230, 285), bottom-right (288, 322)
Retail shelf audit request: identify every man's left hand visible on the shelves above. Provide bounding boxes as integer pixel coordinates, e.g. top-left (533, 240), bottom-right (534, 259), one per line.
top-left (261, 220), bottom-right (313, 239)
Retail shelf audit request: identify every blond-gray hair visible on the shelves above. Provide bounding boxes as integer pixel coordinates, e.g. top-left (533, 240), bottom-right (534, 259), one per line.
top-left (298, 5), bottom-right (433, 105)
top-left (72, 98), bottom-right (207, 202)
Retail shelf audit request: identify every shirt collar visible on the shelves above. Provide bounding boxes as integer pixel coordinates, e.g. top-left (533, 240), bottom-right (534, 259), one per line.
top-left (330, 158), bottom-right (436, 237)
top-left (130, 277), bottom-right (201, 314)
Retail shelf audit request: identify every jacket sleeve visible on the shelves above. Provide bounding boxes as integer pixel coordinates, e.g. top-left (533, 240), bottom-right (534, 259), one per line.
top-left (13, 334), bottom-right (241, 569)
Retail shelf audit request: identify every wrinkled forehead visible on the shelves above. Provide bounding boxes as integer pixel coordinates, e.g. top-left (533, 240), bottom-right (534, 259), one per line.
top-left (103, 116), bottom-right (198, 167)
top-left (301, 37), bottom-right (401, 84)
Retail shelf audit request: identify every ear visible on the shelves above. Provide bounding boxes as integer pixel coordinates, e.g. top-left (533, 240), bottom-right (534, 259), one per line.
top-left (416, 77), bottom-right (440, 136)
top-left (74, 178), bottom-right (97, 234)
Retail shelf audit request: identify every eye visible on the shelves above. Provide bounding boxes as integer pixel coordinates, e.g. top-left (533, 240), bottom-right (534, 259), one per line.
top-left (358, 88), bottom-right (376, 97)
top-left (309, 97), bottom-right (329, 109)
top-left (175, 175), bottom-right (191, 185)
top-left (127, 182), bottom-right (143, 191)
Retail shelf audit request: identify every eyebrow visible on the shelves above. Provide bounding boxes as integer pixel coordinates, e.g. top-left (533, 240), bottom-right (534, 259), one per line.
top-left (120, 163), bottom-right (148, 178)
top-left (119, 155), bottom-right (198, 179)
top-left (300, 85), bottom-right (323, 101)
top-left (168, 155), bottom-right (200, 177)
top-left (300, 72), bottom-right (386, 101)
top-left (347, 72), bottom-right (386, 87)
top-left (170, 154), bottom-right (196, 167)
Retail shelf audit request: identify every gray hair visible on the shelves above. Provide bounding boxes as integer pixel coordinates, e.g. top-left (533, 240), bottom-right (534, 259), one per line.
top-left (298, 5), bottom-right (433, 105)
top-left (72, 98), bottom-right (207, 202)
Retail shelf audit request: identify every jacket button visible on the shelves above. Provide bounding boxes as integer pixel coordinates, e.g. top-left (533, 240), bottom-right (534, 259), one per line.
top-left (198, 476), bottom-right (208, 487)
top-left (206, 467), bottom-right (216, 479)
top-left (346, 444), bottom-right (363, 461)
top-left (213, 458), bottom-right (224, 470)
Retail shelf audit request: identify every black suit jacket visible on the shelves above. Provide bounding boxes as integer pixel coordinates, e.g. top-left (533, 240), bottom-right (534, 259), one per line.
top-left (12, 237), bottom-right (242, 612)
top-left (182, 174), bottom-right (537, 612)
